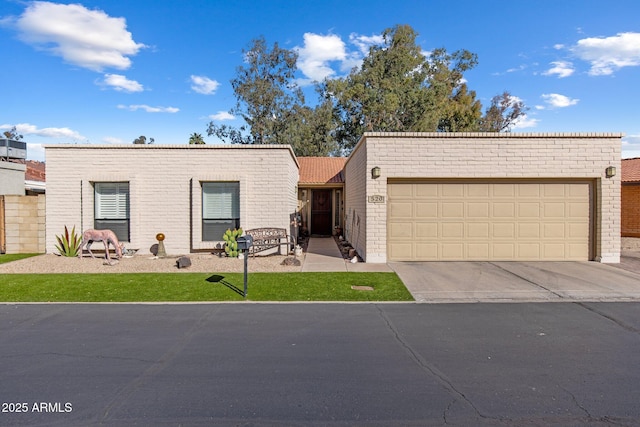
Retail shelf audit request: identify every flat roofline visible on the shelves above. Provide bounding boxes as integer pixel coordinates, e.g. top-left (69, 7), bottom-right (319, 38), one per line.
top-left (44, 143), bottom-right (299, 168)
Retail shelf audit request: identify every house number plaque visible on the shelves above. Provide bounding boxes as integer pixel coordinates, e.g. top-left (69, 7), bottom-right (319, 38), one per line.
top-left (367, 195), bottom-right (385, 203)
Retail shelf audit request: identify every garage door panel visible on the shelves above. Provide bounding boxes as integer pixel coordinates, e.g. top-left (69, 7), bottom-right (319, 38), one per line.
top-left (442, 184), bottom-right (464, 197)
top-left (518, 243), bottom-right (541, 259)
top-left (389, 202), bottom-right (413, 218)
top-left (493, 223), bottom-right (515, 238)
top-left (442, 243), bottom-right (464, 258)
top-left (544, 223), bottom-right (566, 238)
top-left (388, 183), bottom-right (413, 197)
top-left (468, 223), bottom-right (489, 238)
top-left (544, 203), bottom-right (566, 218)
top-left (493, 202), bottom-right (515, 218)
top-left (415, 222), bottom-right (438, 238)
top-left (468, 202), bottom-right (489, 218)
top-left (468, 243), bottom-right (489, 258)
top-left (415, 243), bottom-right (438, 260)
top-left (493, 184), bottom-right (516, 197)
top-left (519, 203), bottom-right (540, 217)
top-left (442, 223), bottom-right (464, 238)
top-left (518, 223), bottom-right (540, 238)
top-left (388, 243), bottom-right (413, 260)
top-left (442, 202), bottom-right (464, 217)
top-left (388, 222), bottom-right (412, 238)
top-left (416, 202), bottom-right (438, 218)
top-left (388, 181), bottom-right (591, 261)
top-left (493, 243), bottom-right (516, 259)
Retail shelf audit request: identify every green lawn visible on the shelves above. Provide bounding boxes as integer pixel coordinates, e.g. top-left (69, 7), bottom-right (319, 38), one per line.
top-left (0, 253), bottom-right (40, 264)
top-left (0, 272), bottom-right (414, 302)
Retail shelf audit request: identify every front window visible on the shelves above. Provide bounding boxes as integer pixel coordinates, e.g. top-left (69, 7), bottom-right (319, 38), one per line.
top-left (202, 182), bottom-right (240, 241)
top-left (94, 182), bottom-right (130, 242)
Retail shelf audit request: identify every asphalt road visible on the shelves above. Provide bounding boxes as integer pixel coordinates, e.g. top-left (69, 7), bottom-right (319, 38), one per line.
top-left (1, 303), bottom-right (639, 426)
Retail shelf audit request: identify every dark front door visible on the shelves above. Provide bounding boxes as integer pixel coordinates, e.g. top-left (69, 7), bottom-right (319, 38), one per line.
top-left (311, 190), bottom-right (332, 235)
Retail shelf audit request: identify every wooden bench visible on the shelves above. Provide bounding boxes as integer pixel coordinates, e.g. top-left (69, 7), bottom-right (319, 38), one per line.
top-left (245, 228), bottom-right (294, 256)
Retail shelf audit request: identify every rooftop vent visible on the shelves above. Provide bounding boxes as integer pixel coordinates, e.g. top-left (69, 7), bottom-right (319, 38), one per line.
top-left (0, 139), bottom-right (27, 160)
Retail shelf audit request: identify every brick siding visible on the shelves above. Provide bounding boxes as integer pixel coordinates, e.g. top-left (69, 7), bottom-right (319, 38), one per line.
top-left (622, 184), bottom-right (640, 237)
top-left (45, 145), bottom-right (298, 255)
top-left (345, 132), bottom-right (622, 263)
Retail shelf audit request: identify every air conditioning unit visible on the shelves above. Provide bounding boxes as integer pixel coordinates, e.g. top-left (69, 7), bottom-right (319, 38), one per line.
top-left (0, 139), bottom-right (27, 160)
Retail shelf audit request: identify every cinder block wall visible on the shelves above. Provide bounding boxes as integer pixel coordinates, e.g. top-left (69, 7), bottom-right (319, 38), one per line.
top-left (349, 132), bottom-right (621, 263)
top-left (3, 195), bottom-right (45, 253)
top-left (622, 184), bottom-right (640, 237)
top-left (45, 145), bottom-right (299, 255)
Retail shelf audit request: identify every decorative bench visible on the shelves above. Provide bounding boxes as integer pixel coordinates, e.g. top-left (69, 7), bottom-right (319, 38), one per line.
top-left (245, 228), bottom-right (294, 256)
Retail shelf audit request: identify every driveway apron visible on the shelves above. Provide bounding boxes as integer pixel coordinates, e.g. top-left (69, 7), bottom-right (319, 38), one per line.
top-left (389, 261), bottom-right (640, 303)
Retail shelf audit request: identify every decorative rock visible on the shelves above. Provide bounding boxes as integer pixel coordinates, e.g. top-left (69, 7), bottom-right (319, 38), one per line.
top-left (176, 256), bottom-right (192, 269)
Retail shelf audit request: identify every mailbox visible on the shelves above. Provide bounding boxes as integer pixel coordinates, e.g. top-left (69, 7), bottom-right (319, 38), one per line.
top-left (237, 235), bottom-right (253, 251)
top-left (236, 235), bottom-right (253, 299)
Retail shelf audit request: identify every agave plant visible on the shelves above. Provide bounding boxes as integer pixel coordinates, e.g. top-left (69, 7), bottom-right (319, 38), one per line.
top-left (55, 225), bottom-right (83, 257)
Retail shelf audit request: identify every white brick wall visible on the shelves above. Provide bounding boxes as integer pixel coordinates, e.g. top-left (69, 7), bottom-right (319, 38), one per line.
top-left (345, 132), bottom-right (622, 263)
top-left (45, 145), bottom-right (299, 255)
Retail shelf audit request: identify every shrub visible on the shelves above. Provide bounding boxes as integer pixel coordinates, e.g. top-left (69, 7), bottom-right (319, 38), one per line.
top-left (55, 225), bottom-right (82, 257)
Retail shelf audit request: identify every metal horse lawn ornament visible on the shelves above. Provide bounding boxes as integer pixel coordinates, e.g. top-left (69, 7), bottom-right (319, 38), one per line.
top-left (79, 229), bottom-right (124, 264)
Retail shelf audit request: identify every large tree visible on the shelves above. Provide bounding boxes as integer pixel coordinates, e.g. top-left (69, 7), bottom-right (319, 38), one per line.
top-left (323, 25), bottom-right (483, 152)
top-left (208, 36), bottom-right (302, 145)
top-left (207, 37), bottom-right (339, 156)
top-left (210, 25), bottom-right (527, 156)
top-left (480, 91), bottom-right (528, 132)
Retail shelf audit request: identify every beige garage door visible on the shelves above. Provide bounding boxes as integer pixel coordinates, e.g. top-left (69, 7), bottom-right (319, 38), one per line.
top-left (388, 181), bottom-right (591, 261)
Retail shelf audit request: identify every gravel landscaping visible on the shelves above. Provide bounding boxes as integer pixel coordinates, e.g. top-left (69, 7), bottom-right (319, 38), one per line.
top-left (2, 238), bottom-right (640, 274)
top-left (0, 252), bottom-right (304, 274)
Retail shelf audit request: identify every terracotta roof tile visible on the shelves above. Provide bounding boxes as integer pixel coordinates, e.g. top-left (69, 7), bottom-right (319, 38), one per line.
top-left (298, 157), bottom-right (346, 184)
top-left (622, 158), bottom-right (640, 182)
top-left (26, 160), bottom-right (46, 182)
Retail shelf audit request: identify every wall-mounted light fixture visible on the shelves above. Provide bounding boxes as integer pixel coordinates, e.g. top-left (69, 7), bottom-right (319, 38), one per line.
top-left (605, 166), bottom-right (616, 178)
top-left (371, 166), bottom-right (381, 179)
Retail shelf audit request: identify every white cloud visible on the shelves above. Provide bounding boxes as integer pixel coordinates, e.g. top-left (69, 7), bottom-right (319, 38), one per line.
top-left (349, 33), bottom-right (384, 56)
top-left (543, 61), bottom-right (574, 78)
top-left (102, 74), bottom-right (144, 92)
top-left (1, 122), bottom-right (85, 140)
top-left (102, 136), bottom-right (124, 144)
top-left (296, 33), bottom-right (347, 82)
top-left (209, 111), bottom-right (234, 121)
top-left (10, 1), bottom-right (145, 72)
top-left (572, 32), bottom-right (640, 76)
top-left (190, 75), bottom-right (220, 95)
top-left (117, 104), bottom-right (179, 113)
top-left (622, 134), bottom-right (640, 147)
top-left (541, 93), bottom-right (579, 108)
top-left (511, 114), bottom-right (539, 129)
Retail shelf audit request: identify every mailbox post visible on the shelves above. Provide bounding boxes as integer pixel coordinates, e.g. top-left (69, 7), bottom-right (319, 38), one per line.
top-left (236, 235), bottom-right (253, 299)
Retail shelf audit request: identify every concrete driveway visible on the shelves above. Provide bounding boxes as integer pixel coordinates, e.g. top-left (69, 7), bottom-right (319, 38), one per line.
top-left (390, 260), bottom-right (640, 303)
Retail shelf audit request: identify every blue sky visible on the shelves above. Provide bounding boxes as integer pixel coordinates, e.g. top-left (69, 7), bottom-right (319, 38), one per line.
top-left (2, 0), bottom-right (640, 161)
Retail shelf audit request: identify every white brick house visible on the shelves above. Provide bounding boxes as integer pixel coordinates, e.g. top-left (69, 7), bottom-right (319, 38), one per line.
top-left (45, 132), bottom-right (622, 263)
top-left (45, 145), bottom-right (298, 255)
top-left (344, 133), bottom-right (622, 263)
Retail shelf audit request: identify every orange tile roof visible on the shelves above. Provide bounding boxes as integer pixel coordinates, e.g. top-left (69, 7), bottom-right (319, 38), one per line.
top-left (298, 157), bottom-right (346, 184)
top-left (622, 158), bottom-right (640, 182)
top-left (26, 160), bottom-right (46, 182)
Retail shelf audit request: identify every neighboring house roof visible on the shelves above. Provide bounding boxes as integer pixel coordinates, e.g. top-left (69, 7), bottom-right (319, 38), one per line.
top-left (298, 157), bottom-right (347, 185)
top-left (26, 160), bottom-right (46, 182)
top-left (622, 158), bottom-right (640, 183)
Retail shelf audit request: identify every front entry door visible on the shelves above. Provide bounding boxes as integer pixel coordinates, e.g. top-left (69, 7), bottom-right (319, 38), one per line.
top-left (311, 190), bottom-right (332, 235)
